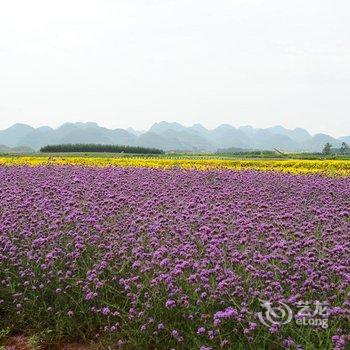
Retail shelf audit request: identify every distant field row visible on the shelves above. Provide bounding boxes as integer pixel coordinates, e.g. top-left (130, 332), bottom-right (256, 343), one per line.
top-left (2, 151), bottom-right (350, 160)
top-left (1, 156), bottom-right (350, 176)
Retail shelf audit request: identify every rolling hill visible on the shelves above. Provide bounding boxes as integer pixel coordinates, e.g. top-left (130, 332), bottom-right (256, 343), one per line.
top-left (0, 121), bottom-right (348, 152)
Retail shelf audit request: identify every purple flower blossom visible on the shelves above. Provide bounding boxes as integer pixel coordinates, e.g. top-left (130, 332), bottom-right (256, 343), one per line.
top-left (165, 299), bottom-right (176, 308)
top-left (0, 166), bottom-right (349, 349)
top-left (101, 307), bottom-right (110, 316)
top-left (197, 327), bottom-right (206, 335)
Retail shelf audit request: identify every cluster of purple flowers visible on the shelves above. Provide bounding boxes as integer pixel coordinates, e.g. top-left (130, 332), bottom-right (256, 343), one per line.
top-left (0, 166), bottom-right (349, 349)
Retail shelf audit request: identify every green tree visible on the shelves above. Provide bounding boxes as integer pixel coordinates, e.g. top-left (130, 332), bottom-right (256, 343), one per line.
top-left (340, 142), bottom-right (349, 154)
top-left (322, 142), bottom-right (332, 155)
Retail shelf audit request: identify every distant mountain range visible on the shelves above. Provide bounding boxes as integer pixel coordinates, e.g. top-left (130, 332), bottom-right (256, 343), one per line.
top-left (0, 144), bottom-right (34, 153)
top-left (0, 121), bottom-right (349, 152)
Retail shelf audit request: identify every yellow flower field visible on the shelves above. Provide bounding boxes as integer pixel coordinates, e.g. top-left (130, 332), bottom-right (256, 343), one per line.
top-left (1, 156), bottom-right (350, 176)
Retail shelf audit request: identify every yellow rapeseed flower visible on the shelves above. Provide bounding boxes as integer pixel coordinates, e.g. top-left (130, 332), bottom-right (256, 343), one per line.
top-left (1, 156), bottom-right (350, 176)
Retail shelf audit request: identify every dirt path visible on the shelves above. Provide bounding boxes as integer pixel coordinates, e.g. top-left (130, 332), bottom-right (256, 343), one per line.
top-left (4, 337), bottom-right (87, 350)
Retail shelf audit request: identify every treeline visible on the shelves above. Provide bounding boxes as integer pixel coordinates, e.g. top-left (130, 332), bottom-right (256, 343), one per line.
top-left (216, 149), bottom-right (282, 158)
top-left (322, 142), bottom-right (350, 155)
top-left (40, 144), bottom-right (164, 154)
top-left (216, 148), bottom-right (350, 160)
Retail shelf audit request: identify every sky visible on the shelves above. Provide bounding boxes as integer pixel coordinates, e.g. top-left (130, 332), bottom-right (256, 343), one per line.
top-left (0, 0), bottom-right (349, 137)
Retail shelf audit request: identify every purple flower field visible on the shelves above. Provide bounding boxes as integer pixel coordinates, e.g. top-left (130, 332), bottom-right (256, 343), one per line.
top-left (0, 166), bottom-right (349, 349)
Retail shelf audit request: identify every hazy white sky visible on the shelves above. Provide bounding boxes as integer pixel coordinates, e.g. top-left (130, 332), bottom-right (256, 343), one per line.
top-left (0, 0), bottom-right (349, 136)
